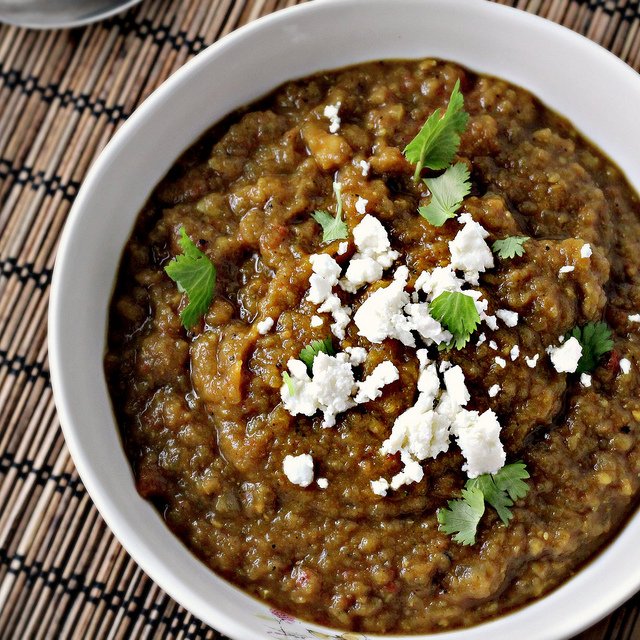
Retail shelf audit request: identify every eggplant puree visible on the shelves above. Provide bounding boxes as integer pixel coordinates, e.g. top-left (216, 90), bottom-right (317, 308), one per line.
top-left (105, 59), bottom-right (640, 633)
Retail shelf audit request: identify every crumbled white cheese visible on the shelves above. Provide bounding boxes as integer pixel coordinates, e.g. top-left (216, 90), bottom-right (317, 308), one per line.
top-left (283, 453), bottom-right (314, 487)
top-left (345, 346), bottom-right (368, 365)
top-left (496, 309), bottom-right (519, 327)
top-left (319, 294), bottom-right (352, 340)
top-left (494, 356), bottom-right (506, 368)
top-left (317, 477), bottom-right (328, 489)
top-left (310, 315), bottom-right (323, 328)
top-left (311, 352), bottom-right (357, 427)
top-left (580, 373), bottom-right (592, 388)
top-left (489, 340), bottom-right (498, 350)
top-left (281, 359), bottom-right (317, 417)
top-left (443, 365), bottom-right (469, 406)
top-left (380, 354), bottom-right (449, 479)
top-left (355, 361), bottom-right (399, 404)
top-left (548, 336), bottom-right (582, 373)
top-left (337, 241), bottom-right (348, 256)
top-left (415, 265), bottom-right (463, 300)
top-left (581, 243), bottom-right (592, 258)
top-left (451, 409), bottom-right (506, 478)
top-left (344, 347), bottom-right (367, 367)
top-left (323, 102), bottom-right (341, 133)
top-left (307, 253), bottom-right (352, 339)
top-left (468, 289), bottom-right (498, 331)
top-left (342, 257), bottom-right (384, 292)
top-left (525, 354), bottom-right (539, 368)
top-left (378, 350), bottom-right (507, 493)
top-left (353, 215), bottom-right (399, 267)
top-left (620, 358), bottom-right (632, 374)
top-left (353, 266), bottom-right (415, 346)
top-left (403, 302), bottom-right (453, 346)
top-left (281, 353), bottom-right (356, 428)
top-left (359, 159), bottom-right (370, 176)
top-left (477, 333), bottom-right (487, 345)
top-left (257, 317), bottom-right (274, 334)
top-left (355, 196), bottom-right (368, 215)
top-left (448, 213), bottom-right (494, 285)
top-left (510, 345), bottom-right (520, 361)
top-left (559, 265), bottom-right (575, 274)
top-left (629, 314), bottom-right (640, 323)
top-left (371, 478), bottom-right (389, 496)
top-left (488, 384), bottom-right (500, 397)
top-left (341, 214), bottom-right (399, 293)
top-left (439, 360), bottom-right (452, 373)
top-left (308, 253), bottom-right (341, 304)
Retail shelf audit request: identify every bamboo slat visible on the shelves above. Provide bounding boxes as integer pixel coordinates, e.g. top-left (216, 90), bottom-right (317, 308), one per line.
top-left (0, 0), bottom-right (639, 638)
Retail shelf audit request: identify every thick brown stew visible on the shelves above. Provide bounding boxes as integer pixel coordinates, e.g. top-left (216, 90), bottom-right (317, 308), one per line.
top-left (105, 59), bottom-right (640, 633)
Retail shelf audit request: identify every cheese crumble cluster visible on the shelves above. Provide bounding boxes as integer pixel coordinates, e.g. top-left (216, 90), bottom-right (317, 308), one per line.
top-left (274, 182), bottom-right (604, 493)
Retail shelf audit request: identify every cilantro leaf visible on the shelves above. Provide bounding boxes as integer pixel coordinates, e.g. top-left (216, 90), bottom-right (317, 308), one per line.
top-left (492, 236), bottom-right (530, 259)
top-left (568, 321), bottom-right (614, 374)
top-left (429, 291), bottom-right (480, 349)
top-left (419, 163), bottom-right (471, 226)
top-left (299, 337), bottom-right (335, 372)
top-left (437, 487), bottom-right (485, 546)
top-left (467, 463), bottom-right (530, 526)
top-left (282, 371), bottom-right (295, 396)
top-left (164, 226), bottom-right (216, 329)
top-left (311, 182), bottom-right (348, 243)
top-left (403, 79), bottom-right (469, 181)
top-left (439, 463), bottom-right (531, 544)
top-left (466, 474), bottom-right (514, 526)
top-left (492, 461), bottom-right (530, 501)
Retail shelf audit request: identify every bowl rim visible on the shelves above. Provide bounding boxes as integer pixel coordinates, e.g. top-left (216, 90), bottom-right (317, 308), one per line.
top-left (0, 0), bottom-right (143, 30)
top-left (49, 1), bottom-right (640, 638)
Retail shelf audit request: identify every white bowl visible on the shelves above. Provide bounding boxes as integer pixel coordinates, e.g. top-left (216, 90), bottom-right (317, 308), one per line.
top-left (49, 1), bottom-right (640, 638)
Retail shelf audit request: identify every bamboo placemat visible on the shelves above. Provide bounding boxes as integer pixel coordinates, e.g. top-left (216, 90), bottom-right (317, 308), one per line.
top-left (0, 0), bottom-right (639, 638)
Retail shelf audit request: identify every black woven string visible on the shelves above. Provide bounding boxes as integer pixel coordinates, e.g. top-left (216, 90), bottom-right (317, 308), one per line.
top-left (0, 259), bottom-right (54, 289)
top-left (0, 350), bottom-right (50, 386)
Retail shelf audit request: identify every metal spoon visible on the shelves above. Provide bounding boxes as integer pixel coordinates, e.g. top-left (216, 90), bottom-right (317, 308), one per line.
top-left (0, 0), bottom-right (143, 29)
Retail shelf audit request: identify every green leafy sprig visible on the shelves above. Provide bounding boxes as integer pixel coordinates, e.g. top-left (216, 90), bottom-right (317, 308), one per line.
top-left (437, 462), bottom-right (530, 546)
top-left (282, 372), bottom-right (295, 396)
top-left (567, 321), bottom-right (614, 374)
top-left (403, 79), bottom-right (469, 181)
top-left (419, 163), bottom-right (472, 226)
top-left (429, 291), bottom-right (480, 350)
top-left (164, 226), bottom-right (217, 330)
top-left (311, 182), bottom-right (349, 243)
top-left (282, 338), bottom-right (335, 395)
top-left (492, 236), bottom-right (530, 259)
top-left (299, 337), bottom-right (335, 372)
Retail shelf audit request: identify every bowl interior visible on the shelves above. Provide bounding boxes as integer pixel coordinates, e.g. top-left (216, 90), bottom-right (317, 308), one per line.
top-left (49, 1), bottom-right (640, 639)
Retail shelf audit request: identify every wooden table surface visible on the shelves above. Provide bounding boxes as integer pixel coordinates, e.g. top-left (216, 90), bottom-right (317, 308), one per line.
top-left (0, 0), bottom-right (639, 638)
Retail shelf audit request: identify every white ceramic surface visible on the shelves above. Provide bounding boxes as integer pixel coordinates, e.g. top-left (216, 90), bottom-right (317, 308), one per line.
top-left (0, 0), bottom-right (142, 29)
top-left (49, 1), bottom-right (640, 639)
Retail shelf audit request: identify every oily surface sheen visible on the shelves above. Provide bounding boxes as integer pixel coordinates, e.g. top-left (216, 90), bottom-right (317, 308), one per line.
top-left (105, 60), bottom-right (640, 633)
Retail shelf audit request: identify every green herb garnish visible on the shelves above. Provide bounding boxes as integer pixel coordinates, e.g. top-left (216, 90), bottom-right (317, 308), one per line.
top-left (467, 462), bottom-right (530, 525)
top-left (164, 226), bottom-right (216, 330)
top-left (429, 291), bottom-right (480, 349)
top-left (299, 337), bottom-right (335, 372)
top-left (419, 163), bottom-right (471, 226)
top-left (311, 182), bottom-right (348, 243)
top-left (567, 321), bottom-right (614, 374)
top-left (437, 487), bottom-right (485, 546)
top-left (282, 371), bottom-right (295, 396)
top-left (438, 462), bottom-right (530, 546)
top-left (403, 79), bottom-right (469, 181)
top-left (492, 236), bottom-right (530, 259)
